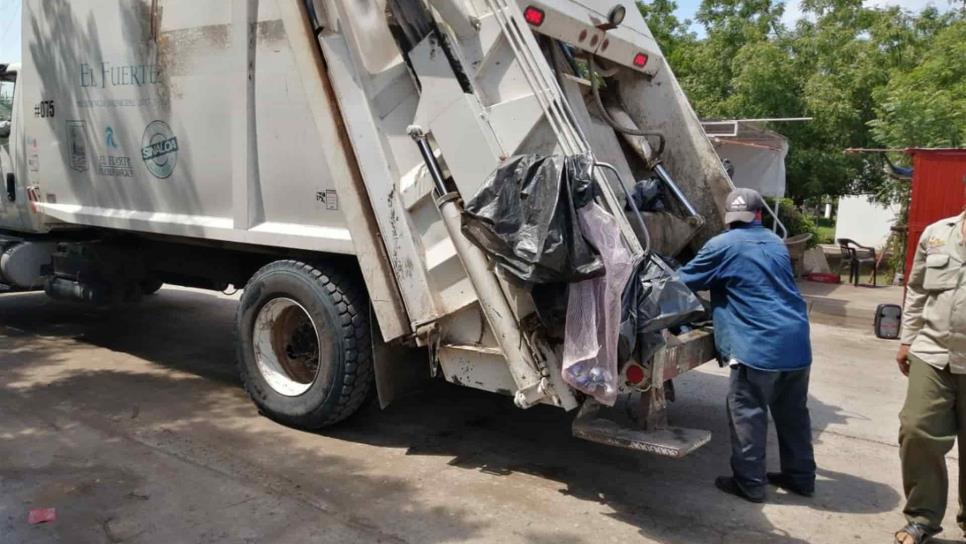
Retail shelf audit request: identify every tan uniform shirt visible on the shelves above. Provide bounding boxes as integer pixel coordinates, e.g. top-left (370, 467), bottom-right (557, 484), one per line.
top-left (901, 212), bottom-right (966, 372)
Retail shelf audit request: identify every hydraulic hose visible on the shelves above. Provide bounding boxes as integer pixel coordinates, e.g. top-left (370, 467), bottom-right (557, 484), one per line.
top-left (588, 58), bottom-right (666, 157)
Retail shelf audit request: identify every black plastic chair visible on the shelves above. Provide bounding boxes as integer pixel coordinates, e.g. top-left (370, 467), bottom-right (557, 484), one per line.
top-left (837, 238), bottom-right (878, 286)
top-left (837, 240), bottom-right (856, 285)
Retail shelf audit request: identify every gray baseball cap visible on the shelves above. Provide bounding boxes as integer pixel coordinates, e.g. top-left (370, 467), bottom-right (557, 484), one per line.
top-left (724, 188), bottom-right (764, 224)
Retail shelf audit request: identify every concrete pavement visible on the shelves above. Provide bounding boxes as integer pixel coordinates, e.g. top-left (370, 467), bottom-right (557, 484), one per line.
top-left (0, 287), bottom-right (959, 543)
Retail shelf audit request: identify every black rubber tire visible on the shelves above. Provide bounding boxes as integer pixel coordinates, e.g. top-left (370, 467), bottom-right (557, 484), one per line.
top-left (140, 279), bottom-right (164, 295)
top-left (236, 260), bottom-right (373, 429)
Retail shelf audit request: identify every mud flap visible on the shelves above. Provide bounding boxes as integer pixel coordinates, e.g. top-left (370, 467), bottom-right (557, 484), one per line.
top-left (372, 308), bottom-right (431, 409)
top-left (571, 399), bottom-right (711, 458)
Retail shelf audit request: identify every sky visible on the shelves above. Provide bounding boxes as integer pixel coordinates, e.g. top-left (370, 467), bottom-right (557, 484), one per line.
top-left (0, 0), bottom-right (956, 63)
top-left (0, 0), bottom-right (19, 64)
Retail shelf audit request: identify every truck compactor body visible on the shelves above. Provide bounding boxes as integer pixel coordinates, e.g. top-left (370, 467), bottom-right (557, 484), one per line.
top-left (0, 0), bottom-right (737, 456)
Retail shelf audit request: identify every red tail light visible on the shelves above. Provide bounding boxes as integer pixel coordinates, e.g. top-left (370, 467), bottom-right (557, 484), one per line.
top-left (633, 52), bottom-right (648, 68)
top-left (625, 364), bottom-right (645, 385)
top-left (523, 6), bottom-right (545, 26)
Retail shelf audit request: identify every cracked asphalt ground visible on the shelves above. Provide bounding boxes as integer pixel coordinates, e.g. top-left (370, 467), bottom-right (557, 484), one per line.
top-left (0, 287), bottom-right (960, 543)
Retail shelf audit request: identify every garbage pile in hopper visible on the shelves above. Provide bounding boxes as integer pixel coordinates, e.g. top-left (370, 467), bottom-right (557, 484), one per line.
top-left (461, 153), bottom-right (705, 405)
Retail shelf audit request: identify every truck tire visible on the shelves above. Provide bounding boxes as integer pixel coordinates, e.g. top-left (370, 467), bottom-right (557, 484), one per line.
top-left (236, 260), bottom-right (373, 429)
top-left (140, 279), bottom-right (164, 295)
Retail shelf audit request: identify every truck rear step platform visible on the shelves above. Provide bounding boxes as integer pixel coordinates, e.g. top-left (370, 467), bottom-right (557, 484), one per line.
top-left (571, 395), bottom-right (712, 459)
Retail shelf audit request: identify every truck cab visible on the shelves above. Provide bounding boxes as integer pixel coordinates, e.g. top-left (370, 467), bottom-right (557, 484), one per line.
top-left (0, 63), bottom-right (62, 292)
top-left (0, 63), bottom-right (47, 235)
top-left (0, 64), bottom-right (24, 232)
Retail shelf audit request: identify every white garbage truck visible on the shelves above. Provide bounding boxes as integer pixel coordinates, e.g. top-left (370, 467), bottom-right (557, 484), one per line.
top-left (0, 0), bottom-right (737, 456)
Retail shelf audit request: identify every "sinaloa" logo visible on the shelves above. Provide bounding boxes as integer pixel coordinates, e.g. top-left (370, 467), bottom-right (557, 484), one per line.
top-left (140, 120), bottom-right (179, 179)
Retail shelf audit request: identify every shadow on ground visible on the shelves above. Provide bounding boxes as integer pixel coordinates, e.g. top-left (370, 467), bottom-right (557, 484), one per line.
top-left (0, 289), bottom-right (902, 543)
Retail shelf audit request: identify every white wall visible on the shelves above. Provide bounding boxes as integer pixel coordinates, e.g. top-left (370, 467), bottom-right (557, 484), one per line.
top-left (834, 196), bottom-right (900, 249)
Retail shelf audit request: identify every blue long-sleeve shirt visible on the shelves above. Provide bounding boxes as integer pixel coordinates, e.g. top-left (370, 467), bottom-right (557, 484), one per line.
top-left (677, 223), bottom-right (812, 371)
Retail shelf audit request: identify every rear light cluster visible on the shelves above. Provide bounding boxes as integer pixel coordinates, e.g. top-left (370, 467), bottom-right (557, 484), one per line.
top-left (523, 5), bottom-right (650, 71)
top-left (26, 186), bottom-right (40, 213)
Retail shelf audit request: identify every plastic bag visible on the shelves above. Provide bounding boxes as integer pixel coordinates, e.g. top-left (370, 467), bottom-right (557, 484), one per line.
top-left (618, 255), bottom-right (706, 365)
top-left (562, 203), bottom-right (637, 406)
top-left (628, 178), bottom-right (666, 212)
top-left (461, 154), bottom-right (604, 284)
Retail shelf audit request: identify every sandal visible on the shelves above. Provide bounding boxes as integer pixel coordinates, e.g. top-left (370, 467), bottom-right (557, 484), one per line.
top-left (894, 523), bottom-right (941, 544)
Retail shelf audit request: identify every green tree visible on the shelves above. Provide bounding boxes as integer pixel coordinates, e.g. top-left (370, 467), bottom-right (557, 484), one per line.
top-left (636, 0), bottom-right (695, 66)
top-left (636, 0), bottom-right (963, 203)
top-left (870, 20), bottom-right (966, 149)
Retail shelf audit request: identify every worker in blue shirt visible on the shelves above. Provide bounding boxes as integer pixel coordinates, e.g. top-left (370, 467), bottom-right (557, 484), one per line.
top-left (678, 188), bottom-right (815, 503)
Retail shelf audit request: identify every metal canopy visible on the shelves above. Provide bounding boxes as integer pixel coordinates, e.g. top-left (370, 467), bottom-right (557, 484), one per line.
top-left (702, 119), bottom-right (795, 198)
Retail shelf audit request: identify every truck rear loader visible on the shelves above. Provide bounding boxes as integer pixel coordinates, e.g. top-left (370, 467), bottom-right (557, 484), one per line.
top-left (0, 0), bottom-right (737, 456)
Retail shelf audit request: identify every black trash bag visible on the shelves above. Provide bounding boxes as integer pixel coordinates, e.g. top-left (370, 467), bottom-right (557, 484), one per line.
top-left (628, 178), bottom-right (666, 212)
top-left (531, 282), bottom-right (569, 336)
top-left (618, 254), bottom-right (706, 364)
top-left (461, 154), bottom-right (605, 284)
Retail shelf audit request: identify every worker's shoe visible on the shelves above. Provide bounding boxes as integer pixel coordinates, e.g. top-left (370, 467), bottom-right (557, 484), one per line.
top-left (714, 476), bottom-right (765, 503)
top-left (766, 472), bottom-right (814, 497)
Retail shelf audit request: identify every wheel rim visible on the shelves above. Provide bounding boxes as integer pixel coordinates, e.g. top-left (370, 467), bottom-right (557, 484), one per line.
top-left (253, 297), bottom-right (331, 397)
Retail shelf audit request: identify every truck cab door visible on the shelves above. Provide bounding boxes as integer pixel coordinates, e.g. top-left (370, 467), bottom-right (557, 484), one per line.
top-left (0, 71), bottom-right (32, 232)
top-left (0, 71), bottom-right (28, 233)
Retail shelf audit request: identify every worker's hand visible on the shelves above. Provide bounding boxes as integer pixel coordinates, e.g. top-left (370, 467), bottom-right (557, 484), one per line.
top-left (896, 344), bottom-right (911, 377)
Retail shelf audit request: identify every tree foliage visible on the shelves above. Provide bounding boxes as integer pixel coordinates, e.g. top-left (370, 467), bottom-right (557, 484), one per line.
top-left (637, 0), bottom-right (965, 203)
top-left (870, 20), bottom-right (966, 149)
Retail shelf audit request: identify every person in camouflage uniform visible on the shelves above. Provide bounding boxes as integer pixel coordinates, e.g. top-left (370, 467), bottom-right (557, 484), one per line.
top-left (895, 175), bottom-right (966, 544)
